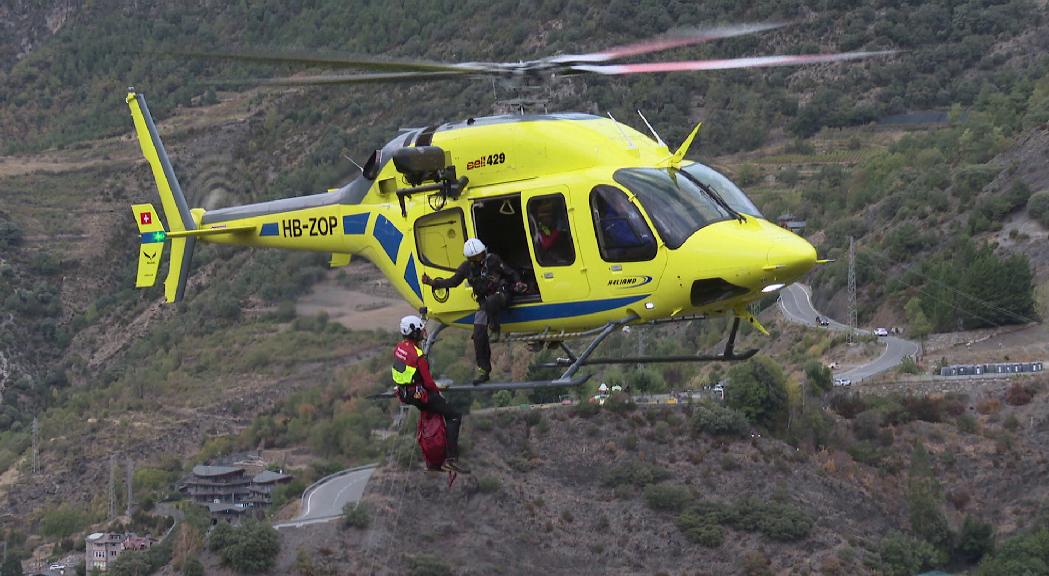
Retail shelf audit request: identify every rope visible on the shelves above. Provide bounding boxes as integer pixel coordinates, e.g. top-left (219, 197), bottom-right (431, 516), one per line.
top-left (361, 403), bottom-right (416, 574)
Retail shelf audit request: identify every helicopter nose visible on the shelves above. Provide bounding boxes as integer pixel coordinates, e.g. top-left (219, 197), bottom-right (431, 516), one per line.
top-left (764, 231), bottom-right (817, 289)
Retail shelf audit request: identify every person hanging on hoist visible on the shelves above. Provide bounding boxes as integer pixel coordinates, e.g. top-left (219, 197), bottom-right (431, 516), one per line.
top-left (392, 315), bottom-right (469, 473)
top-left (421, 238), bottom-right (526, 384)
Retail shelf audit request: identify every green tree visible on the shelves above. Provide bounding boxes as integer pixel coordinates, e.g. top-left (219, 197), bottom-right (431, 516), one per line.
top-left (1028, 190), bottom-right (1049, 228)
top-left (208, 521), bottom-right (236, 552)
top-left (803, 360), bottom-right (832, 395)
top-left (973, 528), bottom-right (1049, 575)
top-left (879, 532), bottom-right (946, 576)
top-left (908, 445), bottom-right (952, 551)
top-left (955, 515), bottom-right (995, 564)
top-left (218, 520), bottom-right (281, 574)
top-left (40, 504), bottom-right (92, 539)
top-left (1, 554), bottom-right (24, 576)
top-left (108, 552), bottom-right (152, 576)
top-left (905, 297), bottom-right (933, 353)
top-left (724, 356), bottom-right (789, 430)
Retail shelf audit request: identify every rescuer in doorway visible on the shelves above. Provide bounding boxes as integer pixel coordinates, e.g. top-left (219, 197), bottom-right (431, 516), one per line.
top-left (392, 315), bottom-right (468, 473)
top-left (421, 238), bottom-right (525, 384)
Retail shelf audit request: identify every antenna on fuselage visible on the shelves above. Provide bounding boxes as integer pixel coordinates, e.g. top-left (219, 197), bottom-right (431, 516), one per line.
top-left (606, 112), bottom-right (636, 150)
top-left (637, 109), bottom-right (665, 147)
top-left (342, 152), bottom-right (364, 173)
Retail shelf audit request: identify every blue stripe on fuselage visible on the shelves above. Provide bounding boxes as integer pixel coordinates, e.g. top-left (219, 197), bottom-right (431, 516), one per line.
top-left (453, 294), bottom-right (648, 325)
top-left (373, 215), bottom-right (402, 264)
top-left (343, 213), bottom-right (369, 234)
top-left (404, 254), bottom-right (422, 301)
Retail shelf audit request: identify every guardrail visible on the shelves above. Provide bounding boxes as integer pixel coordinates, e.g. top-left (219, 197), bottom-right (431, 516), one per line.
top-left (296, 463), bottom-right (378, 517)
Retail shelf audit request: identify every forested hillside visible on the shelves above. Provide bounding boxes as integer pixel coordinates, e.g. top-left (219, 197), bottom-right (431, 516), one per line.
top-left (0, 1), bottom-right (1047, 573)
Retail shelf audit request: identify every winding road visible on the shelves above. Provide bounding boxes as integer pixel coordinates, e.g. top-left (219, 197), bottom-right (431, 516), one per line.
top-left (779, 283), bottom-right (920, 383)
top-left (274, 464), bottom-right (377, 529)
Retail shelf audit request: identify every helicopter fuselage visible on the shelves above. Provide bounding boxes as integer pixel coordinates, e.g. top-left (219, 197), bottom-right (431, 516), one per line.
top-left (130, 94), bottom-right (816, 334)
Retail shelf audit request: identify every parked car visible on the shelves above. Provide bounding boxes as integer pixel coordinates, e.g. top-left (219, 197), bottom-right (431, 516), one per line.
top-left (833, 378), bottom-right (852, 387)
top-left (815, 316), bottom-right (830, 327)
top-left (874, 327), bottom-right (889, 337)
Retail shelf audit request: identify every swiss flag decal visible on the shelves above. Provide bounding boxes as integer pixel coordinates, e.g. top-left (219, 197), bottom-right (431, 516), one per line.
top-left (141, 212), bottom-right (152, 225)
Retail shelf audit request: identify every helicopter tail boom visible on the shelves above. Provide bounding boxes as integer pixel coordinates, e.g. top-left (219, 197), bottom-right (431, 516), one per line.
top-left (127, 90), bottom-right (197, 302)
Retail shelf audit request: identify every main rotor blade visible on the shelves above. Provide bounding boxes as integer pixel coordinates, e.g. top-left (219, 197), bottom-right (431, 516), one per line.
top-left (547, 22), bottom-right (787, 64)
top-left (180, 48), bottom-right (493, 74)
top-left (205, 71), bottom-right (485, 86)
top-left (570, 50), bottom-right (895, 75)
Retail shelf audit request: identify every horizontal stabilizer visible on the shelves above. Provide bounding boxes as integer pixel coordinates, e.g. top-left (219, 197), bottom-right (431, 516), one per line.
top-left (136, 243), bottom-right (164, 288)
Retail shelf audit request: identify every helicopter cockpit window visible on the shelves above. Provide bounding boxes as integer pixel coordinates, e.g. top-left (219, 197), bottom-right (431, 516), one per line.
top-left (590, 186), bottom-right (657, 262)
top-left (681, 162), bottom-right (763, 218)
top-left (614, 168), bottom-right (732, 250)
top-left (527, 195), bottom-right (575, 267)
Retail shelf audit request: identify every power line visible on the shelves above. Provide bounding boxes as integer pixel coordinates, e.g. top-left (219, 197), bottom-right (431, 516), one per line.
top-left (31, 418), bottom-right (38, 476)
top-left (856, 246), bottom-right (1037, 326)
top-left (847, 236), bottom-right (858, 343)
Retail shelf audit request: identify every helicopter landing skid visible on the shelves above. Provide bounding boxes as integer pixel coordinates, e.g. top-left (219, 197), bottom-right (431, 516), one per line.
top-left (367, 373), bottom-right (591, 399)
top-left (540, 316), bottom-right (758, 369)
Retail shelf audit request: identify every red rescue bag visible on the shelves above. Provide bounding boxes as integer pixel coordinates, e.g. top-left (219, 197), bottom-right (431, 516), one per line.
top-left (417, 410), bottom-right (447, 471)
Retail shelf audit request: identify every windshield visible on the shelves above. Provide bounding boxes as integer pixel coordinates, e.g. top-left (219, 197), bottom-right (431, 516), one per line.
top-left (682, 162), bottom-right (763, 218)
top-left (613, 168), bottom-right (732, 249)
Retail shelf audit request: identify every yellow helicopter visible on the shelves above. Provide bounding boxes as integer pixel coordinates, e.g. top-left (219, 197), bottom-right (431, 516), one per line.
top-left (128, 24), bottom-right (884, 391)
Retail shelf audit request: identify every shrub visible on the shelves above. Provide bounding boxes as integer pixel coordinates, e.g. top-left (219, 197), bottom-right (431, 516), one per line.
top-left (976, 399), bottom-right (1001, 415)
top-left (644, 484), bottom-right (692, 512)
top-left (182, 558), bottom-right (204, 576)
top-left (1026, 190), bottom-right (1049, 228)
top-left (572, 400), bottom-right (600, 418)
top-left (690, 401), bottom-right (749, 437)
top-left (39, 504), bottom-right (92, 540)
top-left (1005, 382), bottom-right (1033, 406)
top-left (601, 461), bottom-right (671, 488)
top-left (830, 393), bottom-right (868, 419)
top-left (956, 414), bottom-right (979, 434)
top-left (676, 507), bottom-right (725, 548)
top-left (725, 497), bottom-right (814, 542)
top-left (954, 516), bottom-right (995, 564)
top-left (878, 532), bottom-right (946, 576)
top-left (604, 392), bottom-right (636, 414)
top-left (853, 409), bottom-right (883, 441)
top-left (343, 502), bottom-right (369, 529)
top-left (476, 476), bottom-right (501, 494)
top-left (407, 554), bottom-right (453, 576)
top-left (902, 395), bottom-right (944, 423)
top-left (847, 441), bottom-right (883, 466)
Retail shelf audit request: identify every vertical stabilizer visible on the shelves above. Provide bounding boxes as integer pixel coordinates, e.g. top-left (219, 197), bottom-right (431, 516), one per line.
top-left (126, 90), bottom-right (196, 302)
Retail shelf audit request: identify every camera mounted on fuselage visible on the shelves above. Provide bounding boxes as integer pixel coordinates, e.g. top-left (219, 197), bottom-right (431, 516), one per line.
top-left (392, 146), bottom-right (468, 217)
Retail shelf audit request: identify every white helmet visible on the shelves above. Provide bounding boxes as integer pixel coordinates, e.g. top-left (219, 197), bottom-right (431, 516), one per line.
top-left (463, 238), bottom-right (486, 258)
top-left (400, 315), bottom-right (425, 337)
top-left (598, 383), bottom-right (609, 392)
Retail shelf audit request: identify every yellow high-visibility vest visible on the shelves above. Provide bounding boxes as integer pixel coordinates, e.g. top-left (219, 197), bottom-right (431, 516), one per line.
top-left (392, 344), bottom-right (424, 385)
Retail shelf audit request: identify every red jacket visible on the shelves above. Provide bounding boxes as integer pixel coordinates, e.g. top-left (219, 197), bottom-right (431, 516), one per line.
top-left (393, 339), bottom-right (440, 394)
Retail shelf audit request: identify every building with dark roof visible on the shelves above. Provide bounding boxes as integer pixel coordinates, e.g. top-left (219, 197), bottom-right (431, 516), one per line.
top-left (181, 464), bottom-right (293, 523)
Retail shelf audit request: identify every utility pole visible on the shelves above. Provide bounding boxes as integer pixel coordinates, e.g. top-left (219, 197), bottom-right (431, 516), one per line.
top-left (847, 236), bottom-right (858, 344)
top-left (108, 455), bottom-right (116, 520)
top-left (31, 418), bottom-right (38, 476)
top-left (126, 457), bottom-right (134, 517)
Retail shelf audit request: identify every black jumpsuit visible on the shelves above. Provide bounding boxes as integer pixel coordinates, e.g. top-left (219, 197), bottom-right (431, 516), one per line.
top-left (429, 252), bottom-right (520, 374)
